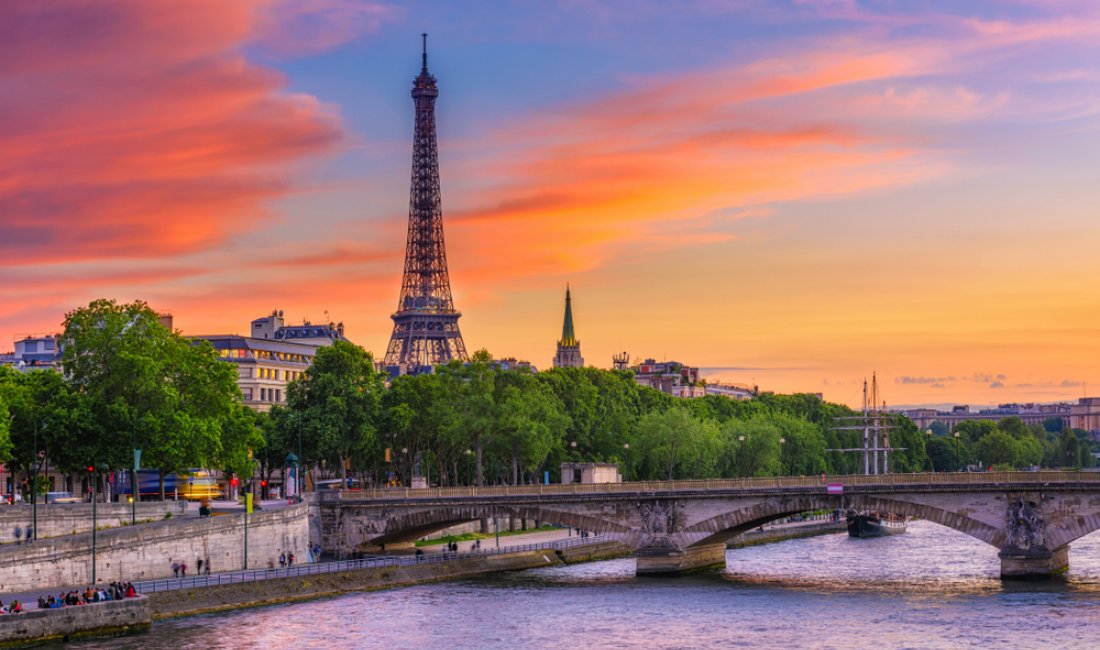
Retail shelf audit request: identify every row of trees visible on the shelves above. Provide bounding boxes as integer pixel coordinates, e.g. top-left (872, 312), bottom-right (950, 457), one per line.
top-left (1, 299), bottom-right (1095, 500)
top-left (0, 300), bottom-right (261, 498)
top-left (260, 347), bottom-right (934, 488)
top-left (925, 417), bottom-right (1095, 471)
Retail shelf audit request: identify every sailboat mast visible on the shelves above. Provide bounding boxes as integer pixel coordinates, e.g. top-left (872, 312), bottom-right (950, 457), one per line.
top-left (871, 373), bottom-right (879, 475)
top-left (862, 379), bottom-right (870, 475)
top-left (882, 398), bottom-right (890, 475)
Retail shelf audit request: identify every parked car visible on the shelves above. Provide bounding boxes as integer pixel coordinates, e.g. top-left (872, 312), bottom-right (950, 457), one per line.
top-left (45, 491), bottom-right (81, 504)
top-left (1, 493), bottom-right (22, 505)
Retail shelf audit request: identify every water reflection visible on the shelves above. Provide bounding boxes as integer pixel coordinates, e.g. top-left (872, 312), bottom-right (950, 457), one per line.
top-left (61, 522), bottom-right (1100, 650)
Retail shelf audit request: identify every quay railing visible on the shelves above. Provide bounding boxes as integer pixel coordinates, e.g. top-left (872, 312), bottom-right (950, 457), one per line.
top-left (323, 470), bottom-right (1100, 502)
top-left (134, 534), bottom-right (611, 594)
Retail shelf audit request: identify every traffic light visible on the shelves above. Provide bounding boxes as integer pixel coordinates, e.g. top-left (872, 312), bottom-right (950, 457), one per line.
top-left (86, 466), bottom-right (95, 473)
top-left (260, 480), bottom-right (268, 488)
top-left (230, 476), bottom-right (239, 487)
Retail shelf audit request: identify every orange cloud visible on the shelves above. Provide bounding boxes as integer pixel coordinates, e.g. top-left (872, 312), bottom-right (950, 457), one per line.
top-left (0, 0), bottom-right (365, 266)
top-left (443, 47), bottom-right (944, 288)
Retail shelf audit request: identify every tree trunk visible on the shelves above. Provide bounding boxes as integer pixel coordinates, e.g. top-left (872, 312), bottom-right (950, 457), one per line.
top-left (475, 440), bottom-right (484, 487)
top-left (511, 454), bottom-right (519, 486)
top-left (158, 470), bottom-right (167, 501)
top-left (339, 452), bottom-right (348, 488)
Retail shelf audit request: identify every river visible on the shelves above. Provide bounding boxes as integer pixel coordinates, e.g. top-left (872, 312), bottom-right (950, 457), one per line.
top-left (62, 521), bottom-right (1100, 649)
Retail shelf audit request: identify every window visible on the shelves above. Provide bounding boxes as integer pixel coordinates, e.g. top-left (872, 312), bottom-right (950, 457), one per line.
top-left (242, 388), bottom-right (253, 400)
top-left (260, 388), bottom-right (267, 401)
top-left (275, 389), bottom-right (281, 402)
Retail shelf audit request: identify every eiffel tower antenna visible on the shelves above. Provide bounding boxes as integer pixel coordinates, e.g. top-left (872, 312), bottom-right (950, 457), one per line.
top-left (383, 35), bottom-right (469, 373)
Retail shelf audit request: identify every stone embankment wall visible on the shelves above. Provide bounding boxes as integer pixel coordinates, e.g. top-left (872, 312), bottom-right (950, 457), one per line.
top-left (146, 549), bottom-right (566, 620)
top-left (0, 501), bottom-right (189, 544)
top-left (555, 540), bottom-right (631, 564)
top-left (727, 519), bottom-right (844, 548)
top-left (0, 502), bottom-right (308, 593)
top-left (0, 596), bottom-right (151, 647)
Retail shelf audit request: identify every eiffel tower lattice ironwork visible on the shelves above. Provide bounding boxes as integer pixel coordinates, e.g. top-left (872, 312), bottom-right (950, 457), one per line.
top-left (383, 34), bottom-right (469, 371)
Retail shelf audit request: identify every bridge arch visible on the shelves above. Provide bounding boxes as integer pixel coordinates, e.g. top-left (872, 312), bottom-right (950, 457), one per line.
top-left (357, 504), bottom-right (632, 550)
top-left (681, 495), bottom-right (1003, 550)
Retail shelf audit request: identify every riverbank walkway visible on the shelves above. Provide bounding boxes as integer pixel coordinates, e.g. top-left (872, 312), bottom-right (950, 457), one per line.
top-left (0, 531), bottom-right (611, 610)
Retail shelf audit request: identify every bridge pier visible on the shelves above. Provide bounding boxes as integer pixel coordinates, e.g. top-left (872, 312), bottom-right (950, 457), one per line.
top-left (999, 545), bottom-right (1069, 580)
top-left (635, 544), bottom-right (726, 576)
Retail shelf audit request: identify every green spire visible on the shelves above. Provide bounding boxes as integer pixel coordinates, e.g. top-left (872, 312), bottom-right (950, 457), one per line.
top-left (560, 285), bottom-right (577, 347)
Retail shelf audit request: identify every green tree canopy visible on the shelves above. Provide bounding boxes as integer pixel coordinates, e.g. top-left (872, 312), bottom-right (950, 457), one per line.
top-left (61, 299), bottom-right (242, 496)
top-left (287, 340), bottom-right (384, 486)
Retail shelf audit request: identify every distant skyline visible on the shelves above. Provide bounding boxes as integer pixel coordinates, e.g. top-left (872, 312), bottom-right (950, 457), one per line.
top-left (3, 1), bottom-right (1100, 408)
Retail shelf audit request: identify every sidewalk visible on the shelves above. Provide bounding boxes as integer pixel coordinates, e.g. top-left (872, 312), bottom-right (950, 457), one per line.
top-left (0, 527), bottom-right (601, 610)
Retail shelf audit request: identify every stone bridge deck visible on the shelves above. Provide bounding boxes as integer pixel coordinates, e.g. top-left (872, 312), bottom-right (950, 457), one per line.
top-left (319, 472), bottom-right (1100, 579)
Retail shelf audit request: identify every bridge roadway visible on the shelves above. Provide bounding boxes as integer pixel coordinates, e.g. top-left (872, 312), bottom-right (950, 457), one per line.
top-left (320, 471), bottom-right (1100, 579)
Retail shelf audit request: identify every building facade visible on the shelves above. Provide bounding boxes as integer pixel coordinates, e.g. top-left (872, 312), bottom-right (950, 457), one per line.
top-left (632, 359), bottom-right (705, 398)
top-left (195, 311), bottom-right (349, 412)
top-left (0, 334), bottom-right (62, 371)
top-left (1069, 398), bottom-right (1100, 434)
top-left (902, 403), bottom-right (1071, 431)
top-left (552, 286), bottom-right (584, 368)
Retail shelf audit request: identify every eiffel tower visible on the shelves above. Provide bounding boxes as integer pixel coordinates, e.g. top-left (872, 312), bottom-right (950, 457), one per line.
top-left (383, 35), bottom-right (469, 373)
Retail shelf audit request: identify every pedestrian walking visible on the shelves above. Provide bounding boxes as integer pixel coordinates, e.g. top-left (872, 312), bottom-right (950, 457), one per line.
top-left (197, 558), bottom-right (204, 575)
top-left (204, 557), bottom-right (211, 575)
top-left (288, 552), bottom-right (295, 567)
top-left (279, 552), bottom-right (286, 568)
top-left (180, 561), bottom-right (187, 577)
top-left (171, 561), bottom-right (180, 578)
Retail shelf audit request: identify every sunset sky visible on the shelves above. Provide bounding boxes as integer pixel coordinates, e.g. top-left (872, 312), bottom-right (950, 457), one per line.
top-left (3, 0), bottom-right (1100, 408)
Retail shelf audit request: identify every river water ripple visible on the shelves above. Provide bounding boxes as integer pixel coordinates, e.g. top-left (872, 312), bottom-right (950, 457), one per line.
top-left (62, 521), bottom-right (1100, 649)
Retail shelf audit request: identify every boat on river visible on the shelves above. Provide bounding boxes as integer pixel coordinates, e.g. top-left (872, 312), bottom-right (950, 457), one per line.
top-left (846, 510), bottom-right (907, 537)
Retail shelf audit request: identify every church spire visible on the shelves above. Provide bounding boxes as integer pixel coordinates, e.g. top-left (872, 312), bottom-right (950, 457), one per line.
top-left (553, 284), bottom-right (584, 368)
top-left (560, 284), bottom-right (577, 347)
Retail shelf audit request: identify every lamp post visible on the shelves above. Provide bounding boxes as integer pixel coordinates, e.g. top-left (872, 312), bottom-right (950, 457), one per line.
top-left (296, 413), bottom-right (303, 501)
top-left (622, 443), bottom-right (630, 482)
top-left (737, 435), bottom-right (745, 477)
top-left (925, 429), bottom-right (934, 472)
top-left (464, 449), bottom-right (472, 486)
top-left (401, 448), bottom-right (408, 486)
top-left (953, 431), bottom-right (960, 472)
top-left (779, 437), bottom-right (786, 476)
top-left (31, 420), bottom-right (46, 541)
top-left (88, 464), bottom-right (99, 584)
top-left (131, 419), bottom-right (139, 525)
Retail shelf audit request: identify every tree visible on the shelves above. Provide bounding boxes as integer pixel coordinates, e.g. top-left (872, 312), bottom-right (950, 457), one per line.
top-left (1043, 417), bottom-right (1065, 434)
top-left (430, 352), bottom-right (496, 486)
top-left (61, 299), bottom-right (241, 498)
top-left (773, 413), bottom-right (827, 475)
top-left (925, 436), bottom-right (955, 472)
top-left (1057, 429), bottom-right (1082, 469)
top-left (720, 416), bottom-right (781, 477)
top-left (953, 420), bottom-right (996, 446)
top-left (635, 408), bottom-right (720, 480)
top-left (973, 430), bottom-right (1019, 468)
top-left (493, 370), bottom-right (567, 484)
top-left (287, 341), bottom-right (384, 487)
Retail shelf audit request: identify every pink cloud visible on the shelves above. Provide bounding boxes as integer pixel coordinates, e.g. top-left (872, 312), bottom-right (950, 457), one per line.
top-left (0, 0), bottom-right (376, 267)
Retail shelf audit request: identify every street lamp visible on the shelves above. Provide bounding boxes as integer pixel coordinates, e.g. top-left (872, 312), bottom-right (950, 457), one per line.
top-left (953, 431), bottom-right (960, 472)
top-left (622, 443), bottom-right (630, 482)
top-left (296, 413), bottom-right (303, 501)
top-left (925, 429), bottom-right (934, 472)
top-left (31, 419), bottom-right (47, 541)
top-left (464, 449), bottom-right (472, 486)
top-left (779, 437), bottom-right (786, 475)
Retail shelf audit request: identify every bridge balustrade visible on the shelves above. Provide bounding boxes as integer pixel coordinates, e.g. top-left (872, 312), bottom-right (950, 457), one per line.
top-left (324, 471), bottom-right (1098, 501)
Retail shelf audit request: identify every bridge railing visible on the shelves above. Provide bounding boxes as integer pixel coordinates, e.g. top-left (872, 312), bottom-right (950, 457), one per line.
top-left (133, 534), bottom-right (612, 594)
top-left (324, 471), bottom-right (1100, 501)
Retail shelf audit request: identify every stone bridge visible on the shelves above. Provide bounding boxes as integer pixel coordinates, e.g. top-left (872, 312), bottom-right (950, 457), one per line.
top-left (318, 471), bottom-right (1100, 579)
